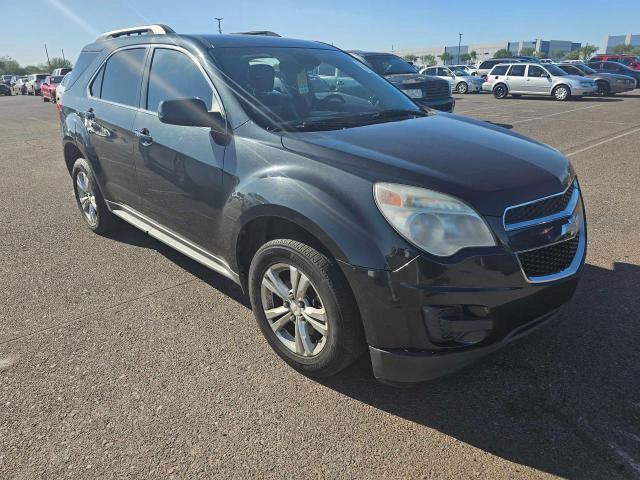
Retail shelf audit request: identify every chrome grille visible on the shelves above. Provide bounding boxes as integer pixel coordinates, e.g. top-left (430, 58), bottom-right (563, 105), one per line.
top-left (518, 237), bottom-right (580, 278)
top-left (505, 182), bottom-right (575, 227)
top-left (423, 82), bottom-right (451, 99)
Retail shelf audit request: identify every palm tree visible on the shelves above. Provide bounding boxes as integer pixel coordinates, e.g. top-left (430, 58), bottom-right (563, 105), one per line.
top-left (438, 52), bottom-right (452, 65)
top-left (469, 50), bottom-right (477, 63)
top-left (494, 49), bottom-right (511, 58)
top-left (580, 44), bottom-right (598, 61)
top-left (459, 53), bottom-right (471, 64)
top-left (422, 54), bottom-right (436, 66)
top-left (403, 54), bottom-right (417, 63)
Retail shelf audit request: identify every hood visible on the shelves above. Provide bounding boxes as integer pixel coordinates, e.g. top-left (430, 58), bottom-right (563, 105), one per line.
top-left (563, 75), bottom-right (593, 84)
top-left (590, 72), bottom-right (636, 82)
top-left (281, 114), bottom-right (572, 217)
top-left (384, 73), bottom-right (446, 88)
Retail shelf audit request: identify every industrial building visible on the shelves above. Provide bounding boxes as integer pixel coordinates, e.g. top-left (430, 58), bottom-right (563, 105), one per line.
top-left (601, 34), bottom-right (640, 53)
top-left (395, 38), bottom-right (581, 65)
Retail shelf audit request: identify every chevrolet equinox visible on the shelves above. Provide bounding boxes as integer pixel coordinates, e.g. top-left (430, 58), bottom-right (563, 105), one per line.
top-left (60, 25), bottom-right (586, 385)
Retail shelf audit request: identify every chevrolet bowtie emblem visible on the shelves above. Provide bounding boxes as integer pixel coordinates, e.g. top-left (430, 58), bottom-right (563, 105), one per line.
top-left (561, 213), bottom-right (580, 238)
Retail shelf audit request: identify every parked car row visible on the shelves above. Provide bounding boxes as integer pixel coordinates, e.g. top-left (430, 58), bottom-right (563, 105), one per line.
top-left (2, 72), bottom-right (72, 102)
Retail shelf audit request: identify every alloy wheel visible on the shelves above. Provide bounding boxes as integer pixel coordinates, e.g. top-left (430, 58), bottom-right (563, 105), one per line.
top-left (457, 82), bottom-right (468, 94)
top-left (555, 86), bottom-right (568, 100)
top-left (76, 171), bottom-right (98, 226)
top-left (260, 263), bottom-right (328, 357)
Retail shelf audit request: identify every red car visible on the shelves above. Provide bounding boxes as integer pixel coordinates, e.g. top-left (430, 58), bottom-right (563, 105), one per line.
top-left (590, 54), bottom-right (640, 71)
top-left (40, 75), bottom-right (64, 103)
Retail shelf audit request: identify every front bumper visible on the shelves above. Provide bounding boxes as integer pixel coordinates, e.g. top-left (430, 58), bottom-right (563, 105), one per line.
top-left (341, 185), bottom-right (586, 384)
top-left (572, 85), bottom-right (598, 95)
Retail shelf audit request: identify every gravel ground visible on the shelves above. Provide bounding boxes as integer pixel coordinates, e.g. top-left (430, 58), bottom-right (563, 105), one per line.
top-left (1, 91), bottom-right (639, 479)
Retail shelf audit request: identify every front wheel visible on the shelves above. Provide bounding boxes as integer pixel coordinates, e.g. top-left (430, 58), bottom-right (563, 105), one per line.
top-left (248, 239), bottom-right (365, 378)
top-left (553, 85), bottom-right (571, 101)
top-left (456, 82), bottom-right (468, 94)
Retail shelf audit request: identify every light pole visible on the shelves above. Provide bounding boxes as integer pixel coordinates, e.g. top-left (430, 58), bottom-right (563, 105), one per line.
top-left (458, 33), bottom-right (462, 65)
top-left (214, 17), bottom-right (223, 34)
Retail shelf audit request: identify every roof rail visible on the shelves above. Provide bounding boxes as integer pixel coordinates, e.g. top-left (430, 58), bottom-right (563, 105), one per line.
top-left (233, 31), bottom-right (281, 37)
top-left (97, 24), bottom-right (175, 42)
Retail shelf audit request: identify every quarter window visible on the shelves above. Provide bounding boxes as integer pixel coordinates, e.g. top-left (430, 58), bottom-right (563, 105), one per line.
top-left (100, 48), bottom-right (146, 107)
top-left (491, 65), bottom-right (509, 75)
top-left (146, 48), bottom-right (216, 113)
top-left (508, 64), bottom-right (526, 76)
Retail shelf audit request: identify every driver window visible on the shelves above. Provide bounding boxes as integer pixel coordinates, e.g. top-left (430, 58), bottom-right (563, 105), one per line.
top-left (527, 65), bottom-right (546, 77)
top-left (147, 48), bottom-right (217, 113)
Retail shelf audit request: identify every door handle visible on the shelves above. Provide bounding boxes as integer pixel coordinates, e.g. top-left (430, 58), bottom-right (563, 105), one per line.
top-left (135, 128), bottom-right (153, 146)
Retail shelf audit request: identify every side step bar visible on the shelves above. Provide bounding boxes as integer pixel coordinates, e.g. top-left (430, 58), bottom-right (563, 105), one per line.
top-left (107, 201), bottom-right (240, 284)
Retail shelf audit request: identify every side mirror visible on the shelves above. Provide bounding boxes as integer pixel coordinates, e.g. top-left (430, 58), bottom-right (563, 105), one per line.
top-left (159, 98), bottom-right (226, 133)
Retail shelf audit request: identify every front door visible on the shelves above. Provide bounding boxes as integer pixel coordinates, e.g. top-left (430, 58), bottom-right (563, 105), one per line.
top-left (132, 47), bottom-right (227, 253)
top-left (524, 65), bottom-right (553, 94)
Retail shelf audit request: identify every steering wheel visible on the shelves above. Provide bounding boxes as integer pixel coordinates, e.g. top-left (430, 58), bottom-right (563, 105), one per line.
top-left (316, 93), bottom-right (346, 108)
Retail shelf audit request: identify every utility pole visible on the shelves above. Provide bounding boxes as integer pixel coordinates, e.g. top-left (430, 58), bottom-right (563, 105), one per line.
top-left (214, 17), bottom-right (223, 34)
top-left (61, 48), bottom-right (66, 62)
top-left (457, 33), bottom-right (462, 65)
top-left (44, 44), bottom-right (51, 68)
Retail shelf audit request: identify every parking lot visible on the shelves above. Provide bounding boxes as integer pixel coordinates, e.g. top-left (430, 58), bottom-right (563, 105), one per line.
top-left (1, 91), bottom-right (639, 479)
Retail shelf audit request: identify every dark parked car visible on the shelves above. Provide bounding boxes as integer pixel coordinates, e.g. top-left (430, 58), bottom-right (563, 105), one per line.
top-left (60, 25), bottom-right (586, 385)
top-left (1, 74), bottom-right (12, 86)
top-left (347, 51), bottom-right (454, 112)
top-left (587, 61), bottom-right (640, 88)
top-left (557, 63), bottom-right (635, 95)
top-left (0, 83), bottom-right (11, 96)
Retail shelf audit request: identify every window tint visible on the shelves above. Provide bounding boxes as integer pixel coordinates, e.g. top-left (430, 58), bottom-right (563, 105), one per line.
top-left (491, 65), bottom-right (509, 75)
top-left (146, 48), bottom-right (215, 113)
top-left (527, 65), bottom-right (546, 77)
top-left (508, 64), bottom-right (526, 76)
top-left (66, 52), bottom-right (99, 89)
top-left (424, 68), bottom-right (436, 75)
top-left (100, 48), bottom-right (146, 107)
top-left (559, 65), bottom-right (579, 75)
top-left (480, 60), bottom-right (496, 69)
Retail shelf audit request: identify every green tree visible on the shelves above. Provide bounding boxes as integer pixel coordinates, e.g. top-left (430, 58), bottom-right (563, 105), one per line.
top-left (565, 49), bottom-right (581, 60)
top-left (402, 54), bottom-right (417, 63)
top-left (494, 49), bottom-right (511, 58)
top-left (519, 47), bottom-right (536, 57)
top-left (579, 44), bottom-right (598, 61)
top-left (550, 50), bottom-right (566, 60)
top-left (47, 57), bottom-right (72, 70)
top-left (0, 56), bottom-right (24, 75)
top-left (459, 53), bottom-right (471, 64)
top-left (469, 50), bottom-right (477, 62)
top-left (421, 54), bottom-right (436, 66)
top-left (438, 52), bottom-right (452, 65)
top-left (612, 44), bottom-right (634, 54)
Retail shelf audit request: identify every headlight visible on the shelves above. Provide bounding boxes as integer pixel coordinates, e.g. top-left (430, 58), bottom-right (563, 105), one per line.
top-left (374, 183), bottom-right (496, 256)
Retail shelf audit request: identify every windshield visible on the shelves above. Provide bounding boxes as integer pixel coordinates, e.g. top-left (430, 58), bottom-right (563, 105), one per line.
top-left (35, 74), bottom-right (48, 80)
top-left (363, 55), bottom-right (417, 75)
top-left (210, 47), bottom-right (423, 132)
top-left (574, 64), bottom-right (597, 74)
top-left (544, 65), bottom-right (567, 76)
top-left (50, 76), bottom-right (64, 83)
top-left (450, 68), bottom-right (470, 76)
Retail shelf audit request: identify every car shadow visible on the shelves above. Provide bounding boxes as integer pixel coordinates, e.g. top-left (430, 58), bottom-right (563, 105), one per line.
top-left (318, 262), bottom-right (640, 479)
top-left (106, 226), bottom-right (640, 478)
top-left (105, 226), bottom-right (250, 308)
top-left (486, 121), bottom-right (514, 129)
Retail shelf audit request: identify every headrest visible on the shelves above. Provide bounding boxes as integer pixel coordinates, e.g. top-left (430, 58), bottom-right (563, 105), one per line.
top-left (248, 64), bottom-right (275, 93)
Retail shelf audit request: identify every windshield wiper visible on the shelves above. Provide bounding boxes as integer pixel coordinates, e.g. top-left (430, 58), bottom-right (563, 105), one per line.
top-left (284, 109), bottom-right (427, 132)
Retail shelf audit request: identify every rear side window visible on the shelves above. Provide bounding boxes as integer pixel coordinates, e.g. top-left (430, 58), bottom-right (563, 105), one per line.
top-left (490, 65), bottom-right (509, 76)
top-left (100, 48), bottom-right (146, 107)
top-left (89, 65), bottom-right (104, 97)
top-left (479, 60), bottom-right (496, 69)
top-left (146, 48), bottom-right (216, 113)
top-left (66, 51), bottom-right (99, 89)
top-left (527, 65), bottom-right (546, 77)
top-left (508, 65), bottom-right (526, 76)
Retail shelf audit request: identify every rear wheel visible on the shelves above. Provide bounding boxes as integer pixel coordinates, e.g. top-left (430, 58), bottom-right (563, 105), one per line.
top-left (552, 85), bottom-right (570, 101)
top-left (493, 84), bottom-right (508, 99)
top-left (456, 82), bottom-right (468, 94)
top-left (248, 239), bottom-right (365, 378)
top-left (71, 158), bottom-right (119, 234)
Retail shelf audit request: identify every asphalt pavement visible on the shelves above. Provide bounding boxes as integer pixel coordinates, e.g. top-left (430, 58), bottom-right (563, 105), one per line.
top-left (1, 91), bottom-right (639, 479)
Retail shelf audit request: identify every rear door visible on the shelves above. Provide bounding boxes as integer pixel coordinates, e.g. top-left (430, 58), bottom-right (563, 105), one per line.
top-left (525, 64), bottom-right (552, 94)
top-left (506, 64), bottom-right (527, 92)
top-left (85, 46), bottom-right (147, 208)
top-left (132, 46), bottom-right (227, 252)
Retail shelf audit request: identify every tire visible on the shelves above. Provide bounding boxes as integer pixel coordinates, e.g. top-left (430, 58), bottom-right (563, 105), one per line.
top-left (552, 85), bottom-right (570, 101)
top-left (493, 83), bottom-right (508, 99)
top-left (71, 158), bottom-right (119, 234)
top-left (596, 81), bottom-right (609, 96)
top-left (248, 239), bottom-right (365, 378)
top-left (456, 82), bottom-right (468, 94)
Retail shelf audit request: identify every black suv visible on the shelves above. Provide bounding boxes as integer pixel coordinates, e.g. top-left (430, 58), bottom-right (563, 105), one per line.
top-left (60, 25), bottom-right (586, 385)
top-left (347, 51), bottom-right (454, 112)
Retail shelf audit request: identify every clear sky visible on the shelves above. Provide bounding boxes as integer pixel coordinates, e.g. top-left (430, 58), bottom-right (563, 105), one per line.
top-left (2, 0), bottom-right (639, 66)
